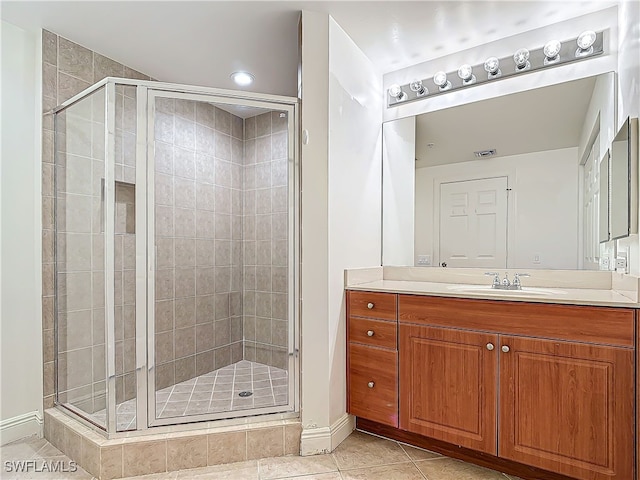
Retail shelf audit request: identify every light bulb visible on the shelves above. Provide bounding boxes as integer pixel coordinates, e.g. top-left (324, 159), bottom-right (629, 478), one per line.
top-left (576, 30), bottom-right (596, 57)
top-left (483, 57), bottom-right (501, 78)
top-left (388, 84), bottom-right (407, 101)
top-left (409, 79), bottom-right (427, 96)
top-left (230, 71), bottom-right (254, 86)
top-left (543, 40), bottom-right (561, 64)
top-left (457, 64), bottom-right (476, 84)
top-left (433, 71), bottom-right (452, 91)
top-left (577, 30), bottom-right (596, 50)
top-left (513, 48), bottom-right (530, 70)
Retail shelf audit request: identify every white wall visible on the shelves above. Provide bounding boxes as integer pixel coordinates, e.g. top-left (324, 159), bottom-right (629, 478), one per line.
top-left (299, 11), bottom-right (382, 455)
top-left (0, 21), bottom-right (43, 444)
top-left (415, 147), bottom-right (579, 270)
top-left (382, 117), bottom-right (415, 266)
top-left (300, 10), bottom-right (331, 454)
top-left (327, 18), bottom-right (382, 427)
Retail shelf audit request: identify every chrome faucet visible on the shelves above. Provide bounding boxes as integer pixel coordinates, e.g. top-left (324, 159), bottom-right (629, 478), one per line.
top-left (485, 272), bottom-right (530, 290)
top-left (484, 272), bottom-right (501, 288)
top-left (512, 273), bottom-right (530, 289)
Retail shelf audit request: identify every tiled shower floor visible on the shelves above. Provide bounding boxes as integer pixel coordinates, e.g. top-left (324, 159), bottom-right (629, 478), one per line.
top-left (92, 360), bottom-right (289, 430)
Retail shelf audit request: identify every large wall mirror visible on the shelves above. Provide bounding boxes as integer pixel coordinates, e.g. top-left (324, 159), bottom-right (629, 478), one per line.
top-left (382, 72), bottom-right (616, 270)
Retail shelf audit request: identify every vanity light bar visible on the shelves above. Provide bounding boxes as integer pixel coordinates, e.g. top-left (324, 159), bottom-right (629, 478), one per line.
top-left (387, 30), bottom-right (605, 108)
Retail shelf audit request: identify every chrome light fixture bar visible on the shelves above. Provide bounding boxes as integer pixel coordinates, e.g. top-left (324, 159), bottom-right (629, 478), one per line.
top-left (387, 30), bottom-right (605, 107)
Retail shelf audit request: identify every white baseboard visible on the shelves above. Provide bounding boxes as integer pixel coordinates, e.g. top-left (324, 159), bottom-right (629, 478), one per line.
top-left (330, 413), bottom-right (355, 450)
top-left (300, 413), bottom-right (355, 456)
top-left (0, 411), bottom-right (43, 446)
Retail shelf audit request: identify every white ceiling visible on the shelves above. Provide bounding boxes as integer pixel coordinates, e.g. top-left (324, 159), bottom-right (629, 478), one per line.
top-left (414, 75), bottom-right (597, 168)
top-left (2, 1), bottom-right (616, 97)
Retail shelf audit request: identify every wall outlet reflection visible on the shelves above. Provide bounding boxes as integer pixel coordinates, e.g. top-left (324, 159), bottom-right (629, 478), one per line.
top-left (417, 255), bottom-right (431, 266)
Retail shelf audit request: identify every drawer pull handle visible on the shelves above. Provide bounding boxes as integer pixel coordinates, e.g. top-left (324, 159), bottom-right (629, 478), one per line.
top-left (367, 302), bottom-right (374, 309)
top-left (367, 381), bottom-right (375, 388)
top-left (367, 330), bottom-right (375, 337)
top-left (486, 343), bottom-right (494, 351)
top-left (501, 345), bottom-right (510, 353)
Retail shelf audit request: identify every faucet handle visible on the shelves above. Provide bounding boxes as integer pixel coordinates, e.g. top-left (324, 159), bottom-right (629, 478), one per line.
top-left (512, 273), bottom-right (530, 287)
top-left (485, 272), bottom-right (501, 287)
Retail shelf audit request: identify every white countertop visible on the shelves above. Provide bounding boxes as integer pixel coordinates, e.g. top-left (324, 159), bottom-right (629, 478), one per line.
top-left (348, 279), bottom-right (639, 307)
top-left (345, 267), bottom-right (640, 308)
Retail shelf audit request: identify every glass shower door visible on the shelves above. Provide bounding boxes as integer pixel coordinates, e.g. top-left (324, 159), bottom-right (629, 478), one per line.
top-left (147, 89), bottom-right (297, 426)
top-left (55, 86), bottom-right (108, 429)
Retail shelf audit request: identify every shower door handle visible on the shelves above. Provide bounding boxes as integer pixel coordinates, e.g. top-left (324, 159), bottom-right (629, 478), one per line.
top-left (100, 178), bottom-right (106, 233)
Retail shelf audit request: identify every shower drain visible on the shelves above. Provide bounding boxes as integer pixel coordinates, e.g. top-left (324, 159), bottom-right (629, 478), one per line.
top-left (238, 391), bottom-right (253, 397)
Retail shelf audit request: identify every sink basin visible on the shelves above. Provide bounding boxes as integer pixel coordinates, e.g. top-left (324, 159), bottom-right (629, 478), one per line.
top-left (446, 285), bottom-right (567, 296)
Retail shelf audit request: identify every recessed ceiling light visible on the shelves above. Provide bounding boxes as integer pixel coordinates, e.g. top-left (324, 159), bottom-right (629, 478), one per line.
top-left (230, 71), bottom-right (254, 87)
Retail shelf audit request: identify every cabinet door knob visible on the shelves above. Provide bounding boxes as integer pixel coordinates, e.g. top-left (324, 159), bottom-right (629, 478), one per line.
top-left (486, 343), bottom-right (494, 351)
top-left (367, 330), bottom-right (375, 337)
top-left (501, 345), bottom-right (510, 353)
top-left (367, 302), bottom-right (374, 309)
top-left (367, 381), bottom-right (375, 388)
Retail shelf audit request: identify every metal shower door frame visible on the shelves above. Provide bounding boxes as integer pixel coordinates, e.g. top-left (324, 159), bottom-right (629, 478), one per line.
top-left (143, 86), bottom-right (300, 429)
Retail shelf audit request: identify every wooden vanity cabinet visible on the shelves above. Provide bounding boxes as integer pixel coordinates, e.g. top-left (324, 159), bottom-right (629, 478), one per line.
top-left (398, 295), bottom-right (635, 480)
top-left (346, 291), bottom-right (398, 427)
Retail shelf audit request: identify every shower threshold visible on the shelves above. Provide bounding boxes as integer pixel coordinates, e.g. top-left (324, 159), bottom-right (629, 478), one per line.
top-left (92, 360), bottom-right (288, 430)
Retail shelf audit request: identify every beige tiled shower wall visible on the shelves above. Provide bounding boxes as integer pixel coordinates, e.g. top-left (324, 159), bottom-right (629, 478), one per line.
top-left (153, 99), bottom-right (245, 391)
top-left (42, 29), bottom-right (151, 409)
top-left (242, 112), bottom-right (289, 370)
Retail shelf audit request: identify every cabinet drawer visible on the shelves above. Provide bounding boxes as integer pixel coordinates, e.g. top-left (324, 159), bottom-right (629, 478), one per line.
top-left (348, 291), bottom-right (397, 320)
top-left (399, 295), bottom-right (635, 347)
top-left (348, 343), bottom-right (398, 427)
top-left (349, 317), bottom-right (397, 350)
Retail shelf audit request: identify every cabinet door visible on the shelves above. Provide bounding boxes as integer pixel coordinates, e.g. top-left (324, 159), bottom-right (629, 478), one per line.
top-left (499, 335), bottom-right (634, 480)
top-left (348, 343), bottom-right (398, 427)
top-left (399, 324), bottom-right (498, 454)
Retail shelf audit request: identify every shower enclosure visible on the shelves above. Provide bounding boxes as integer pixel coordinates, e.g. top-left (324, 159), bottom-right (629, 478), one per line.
top-left (53, 78), bottom-right (299, 435)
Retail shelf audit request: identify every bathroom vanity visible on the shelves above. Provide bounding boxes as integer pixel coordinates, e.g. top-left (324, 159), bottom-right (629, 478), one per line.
top-left (345, 268), bottom-right (640, 480)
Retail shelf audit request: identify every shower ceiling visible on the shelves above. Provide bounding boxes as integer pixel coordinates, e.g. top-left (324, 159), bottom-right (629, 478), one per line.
top-left (1, 2), bottom-right (616, 96)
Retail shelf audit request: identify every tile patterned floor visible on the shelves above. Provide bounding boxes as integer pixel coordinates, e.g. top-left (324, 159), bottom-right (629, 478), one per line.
top-left (2, 430), bottom-right (525, 480)
top-left (91, 360), bottom-right (289, 430)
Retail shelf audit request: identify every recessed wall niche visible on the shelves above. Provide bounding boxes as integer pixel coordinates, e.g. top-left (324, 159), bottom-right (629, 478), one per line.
top-left (115, 181), bottom-right (135, 234)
